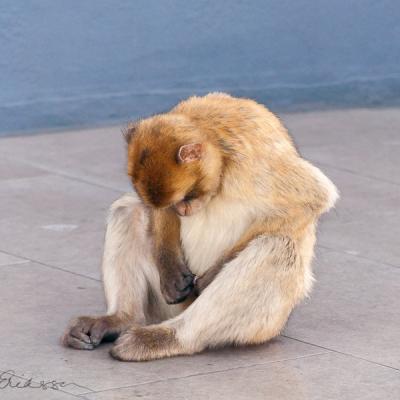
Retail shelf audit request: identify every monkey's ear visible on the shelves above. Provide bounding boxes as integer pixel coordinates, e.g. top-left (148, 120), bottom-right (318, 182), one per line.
top-left (177, 143), bottom-right (203, 163)
top-left (123, 122), bottom-right (138, 144)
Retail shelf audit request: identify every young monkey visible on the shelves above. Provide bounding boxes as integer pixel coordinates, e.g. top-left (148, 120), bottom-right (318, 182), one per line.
top-left (63, 93), bottom-right (338, 361)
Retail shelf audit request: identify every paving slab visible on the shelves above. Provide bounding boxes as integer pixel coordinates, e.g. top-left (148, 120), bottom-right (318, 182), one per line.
top-left (1, 107), bottom-right (399, 399)
top-left (0, 250), bottom-right (29, 266)
top-left (0, 262), bottom-right (104, 396)
top-left (284, 108), bottom-right (400, 267)
top-left (0, 157), bottom-right (49, 181)
top-left (285, 108), bottom-right (400, 184)
top-left (83, 353), bottom-right (400, 400)
top-left (284, 247), bottom-right (400, 369)
top-left (0, 378), bottom-right (77, 400)
top-left (0, 262), bottom-right (330, 397)
top-left (316, 166), bottom-right (400, 267)
top-left (0, 126), bottom-right (130, 192)
top-left (0, 174), bottom-right (122, 279)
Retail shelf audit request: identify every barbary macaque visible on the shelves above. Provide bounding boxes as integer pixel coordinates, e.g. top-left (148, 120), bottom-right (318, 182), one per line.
top-left (62, 93), bottom-right (338, 361)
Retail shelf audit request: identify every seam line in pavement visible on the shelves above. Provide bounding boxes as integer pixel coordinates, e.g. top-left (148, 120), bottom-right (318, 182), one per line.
top-left (48, 170), bottom-right (126, 193)
top-left (0, 248), bottom-right (101, 282)
top-left (0, 260), bottom-right (30, 267)
top-left (315, 161), bottom-right (400, 187)
top-left (317, 244), bottom-right (400, 270)
top-left (78, 351), bottom-right (330, 396)
top-left (281, 335), bottom-right (400, 372)
top-left (2, 154), bottom-right (126, 193)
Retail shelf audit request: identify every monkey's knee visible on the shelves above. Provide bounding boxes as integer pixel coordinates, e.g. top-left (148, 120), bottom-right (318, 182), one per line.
top-left (106, 194), bottom-right (150, 243)
top-left (108, 193), bottom-right (142, 225)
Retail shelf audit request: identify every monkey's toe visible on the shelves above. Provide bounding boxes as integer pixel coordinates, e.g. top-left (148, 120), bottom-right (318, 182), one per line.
top-left (165, 287), bottom-right (193, 304)
top-left (63, 332), bottom-right (95, 350)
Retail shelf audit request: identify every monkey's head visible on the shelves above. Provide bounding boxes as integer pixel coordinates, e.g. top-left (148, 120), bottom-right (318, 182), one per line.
top-left (125, 114), bottom-right (222, 216)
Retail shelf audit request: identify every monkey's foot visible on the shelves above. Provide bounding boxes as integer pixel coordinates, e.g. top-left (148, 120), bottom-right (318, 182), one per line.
top-left (62, 315), bottom-right (128, 350)
top-left (110, 325), bottom-right (183, 361)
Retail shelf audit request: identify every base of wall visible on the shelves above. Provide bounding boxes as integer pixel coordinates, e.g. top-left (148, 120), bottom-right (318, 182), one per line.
top-left (1, 76), bottom-right (400, 137)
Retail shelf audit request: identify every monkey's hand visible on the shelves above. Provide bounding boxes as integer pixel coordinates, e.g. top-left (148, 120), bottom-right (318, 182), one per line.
top-left (62, 315), bottom-right (124, 350)
top-left (159, 263), bottom-right (195, 304)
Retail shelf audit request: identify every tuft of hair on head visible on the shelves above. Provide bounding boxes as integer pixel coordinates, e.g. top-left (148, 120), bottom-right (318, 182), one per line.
top-left (122, 121), bottom-right (139, 144)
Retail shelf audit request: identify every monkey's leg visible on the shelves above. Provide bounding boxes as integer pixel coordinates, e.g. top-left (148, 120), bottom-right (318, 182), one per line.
top-left (110, 235), bottom-right (313, 361)
top-left (62, 194), bottom-right (183, 350)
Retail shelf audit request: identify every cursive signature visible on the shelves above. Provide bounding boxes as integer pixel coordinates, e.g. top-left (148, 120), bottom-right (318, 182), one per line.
top-left (0, 370), bottom-right (90, 391)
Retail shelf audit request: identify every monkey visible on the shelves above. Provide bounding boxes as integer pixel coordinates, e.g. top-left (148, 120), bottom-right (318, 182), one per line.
top-left (62, 93), bottom-right (338, 361)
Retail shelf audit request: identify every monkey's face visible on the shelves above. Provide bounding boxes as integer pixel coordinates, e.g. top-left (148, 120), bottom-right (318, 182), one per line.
top-left (125, 117), bottom-right (219, 216)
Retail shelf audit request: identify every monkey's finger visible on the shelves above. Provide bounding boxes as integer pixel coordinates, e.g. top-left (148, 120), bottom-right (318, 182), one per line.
top-left (89, 323), bottom-right (108, 346)
top-left (69, 327), bottom-right (92, 344)
top-left (167, 286), bottom-right (194, 304)
top-left (175, 276), bottom-right (194, 293)
top-left (63, 334), bottom-right (95, 350)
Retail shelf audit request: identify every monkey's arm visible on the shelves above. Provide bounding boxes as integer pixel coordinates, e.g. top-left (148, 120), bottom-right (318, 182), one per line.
top-left (151, 208), bottom-right (195, 304)
top-left (195, 220), bottom-right (280, 294)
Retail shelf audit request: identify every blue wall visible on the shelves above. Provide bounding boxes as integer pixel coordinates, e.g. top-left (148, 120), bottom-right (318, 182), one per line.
top-left (1, 0), bottom-right (400, 135)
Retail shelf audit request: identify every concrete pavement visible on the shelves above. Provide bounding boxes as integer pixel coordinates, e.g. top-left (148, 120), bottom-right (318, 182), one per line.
top-left (0, 108), bottom-right (399, 399)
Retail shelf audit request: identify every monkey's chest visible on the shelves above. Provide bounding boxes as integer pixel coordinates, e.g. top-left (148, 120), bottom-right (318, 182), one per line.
top-left (180, 200), bottom-right (254, 276)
